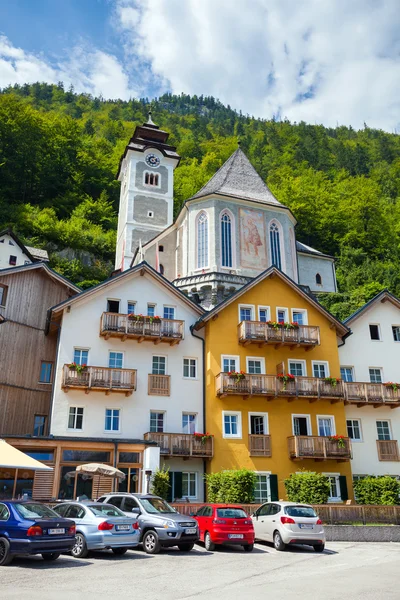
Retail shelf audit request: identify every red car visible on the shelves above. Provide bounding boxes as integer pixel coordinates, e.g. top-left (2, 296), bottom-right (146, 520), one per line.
top-left (194, 504), bottom-right (255, 552)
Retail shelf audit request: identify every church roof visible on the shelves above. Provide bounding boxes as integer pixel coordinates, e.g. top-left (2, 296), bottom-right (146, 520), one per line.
top-left (296, 241), bottom-right (334, 259)
top-left (189, 148), bottom-right (286, 207)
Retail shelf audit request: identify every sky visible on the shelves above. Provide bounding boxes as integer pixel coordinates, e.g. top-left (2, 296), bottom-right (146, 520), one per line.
top-left (0, 0), bottom-right (399, 131)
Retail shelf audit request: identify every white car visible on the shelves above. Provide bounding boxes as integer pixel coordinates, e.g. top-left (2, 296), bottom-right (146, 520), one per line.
top-left (251, 501), bottom-right (325, 552)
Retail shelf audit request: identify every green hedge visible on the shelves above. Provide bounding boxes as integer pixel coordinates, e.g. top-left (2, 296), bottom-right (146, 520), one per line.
top-left (284, 471), bottom-right (330, 504)
top-left (150, 467), bottom-right (170, 500)
top-left (205, 469), bottom-right (257, 503)
top-left (353, 476), bottom-right (400, 505)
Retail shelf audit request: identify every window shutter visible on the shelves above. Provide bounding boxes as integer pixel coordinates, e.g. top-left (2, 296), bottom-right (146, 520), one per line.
top-left (166, 471), bottom-right (173, 502)
top-left (339, 476), bottom-right (348, 501)
top-left (174, 472), bottom-right (183, 500)
top-left (269, 474), bottom-right (279, 501)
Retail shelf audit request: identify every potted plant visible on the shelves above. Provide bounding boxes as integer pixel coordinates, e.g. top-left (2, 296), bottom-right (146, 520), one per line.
top-left (284, 322), bottom-right (300, 330)
top-left (193, 432), bottom-right (214, 445)
top-left (228, 370), bottom-right (246, 383)
top-left (384, 382), bottom-right (399, 392)
top-left (148, 315), bottom-right (161, 324)
top-left (323, 377), bottom-right (341, 388)
top-left (128, 313), bottom-right (145, 322)
top-left (328, 434), bottom-right (346, 449)
top-left (266, 320), bottom-right (282, 330)
top-left (277, 373), bottom-right (295, 391)
top-left (69, 362), bottom-right (88, 376)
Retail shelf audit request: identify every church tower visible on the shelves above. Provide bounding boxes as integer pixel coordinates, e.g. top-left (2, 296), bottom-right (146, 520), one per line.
top-left (115, 113), bottom-right (180, 271)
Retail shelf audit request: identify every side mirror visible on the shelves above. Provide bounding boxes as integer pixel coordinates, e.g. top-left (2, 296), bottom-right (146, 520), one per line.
top-left (189, 512), bottom-right (196, 517)
top-left (252, 512), bottom-right (258, 519)
top-left (131, 507), bottom-right (140, 515)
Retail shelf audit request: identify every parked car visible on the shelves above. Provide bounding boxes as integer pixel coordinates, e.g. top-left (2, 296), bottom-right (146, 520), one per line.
top-left (0, 500), bottom-right (76, 566)
top-left (97, 493), bottom-right (199, 554)
top-left (53, 501), bottom-right (140, 558)
top-left (193, 504), bottom-right (255, 552)
top-left (251, 501), bottom-right (325, 552)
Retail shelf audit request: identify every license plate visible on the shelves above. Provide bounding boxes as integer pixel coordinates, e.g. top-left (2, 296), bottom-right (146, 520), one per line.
top-left (48, 528), bottom-right (65, 535)
top-left (116, 525), bottom-right (130, 531)
top-left (228, 534), bottom-right (243, 539)
top-left (299, 524), bottom-right (313, 529)
top-left (185, 528), bottom-right (197, 534)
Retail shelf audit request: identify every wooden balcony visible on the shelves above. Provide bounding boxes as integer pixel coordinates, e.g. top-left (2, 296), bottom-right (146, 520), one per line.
top-left (62, 365), bottom-right (136, 396)
top-left (377, 440), bottom-right (400, 461)
top-left (100, 313), bottom-right (184, 345)
top-left (238, 321), bottom-right (320, 349)
top-left (288, 436), bottom-right (352, 461)
top-left (215, 373), bottom-right (345, 402)
top-left (345, 383), bottom-right (400, 407)
top-left (148, 374), bottom-right (171, 396)
top-left (249, 434), bottom-right (272, 457)
top-left (144, 432), bottom-right (213, 458)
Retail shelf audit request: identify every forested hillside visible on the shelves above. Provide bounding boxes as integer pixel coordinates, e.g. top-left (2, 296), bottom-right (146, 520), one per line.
top-left (1, 82), bottom-right (400, 318)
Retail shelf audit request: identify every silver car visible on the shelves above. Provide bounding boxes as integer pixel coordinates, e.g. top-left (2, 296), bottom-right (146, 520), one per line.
top-left (53, 502), bottom-right (140, 558)
top-left (251, 501), bottom-right (326, 552)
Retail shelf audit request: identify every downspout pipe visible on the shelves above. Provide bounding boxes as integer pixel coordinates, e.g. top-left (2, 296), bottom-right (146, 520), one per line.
top-left (190, 324), bottom-right (207, 502)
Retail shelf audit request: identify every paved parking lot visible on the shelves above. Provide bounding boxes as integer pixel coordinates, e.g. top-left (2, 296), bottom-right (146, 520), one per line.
top-left (0, 542), bottom-right (399, 600)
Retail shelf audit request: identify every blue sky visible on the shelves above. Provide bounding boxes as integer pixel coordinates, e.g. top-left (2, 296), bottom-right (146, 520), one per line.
top-left (0, 0), bottom-right (399, 131)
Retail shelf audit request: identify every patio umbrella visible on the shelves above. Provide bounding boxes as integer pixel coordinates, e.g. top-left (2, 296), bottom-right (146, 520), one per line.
top-left (0, 439), bottom-right (52, 471)
top-left (75, 463), bottom-right (125, 498)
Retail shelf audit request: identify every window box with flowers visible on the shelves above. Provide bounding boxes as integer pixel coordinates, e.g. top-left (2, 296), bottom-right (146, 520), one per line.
top-left (277, 373), bottom-right (296, 392)
top-left (323, 377), bottom-right (341, 388)
top-left (327, 434), bottom-right (347, 449)
top-left (228, 370), bottom-right (246, 383)
top-left (193, 432), bottom-right (214, 446)
top-left (384, 382), bottom-right (400, 391)
top-left (69, 362), bottom-right (88, 376)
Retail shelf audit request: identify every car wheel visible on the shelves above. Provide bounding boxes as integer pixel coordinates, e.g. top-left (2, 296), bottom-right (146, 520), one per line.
top-left (0, 538), bottom-right (13, 566)
top-left (273, 531), bottom-right (286, 551)
top-left (243, 544), bottom-right (254, 552)
top-left (177, 543), bottom-right (194, 552)
top-left (42, 552), bottom-right (60, 561)
top-left (71, 533), bottom-right (89, 559)
top-left (204, 532), bottom-right (215, 552)
top-left (314, 544), bottom-right (325, 553)
top-left (112, 548), bottom-right (128, 555)
top-left (142, 530), bottom-right (161, 554)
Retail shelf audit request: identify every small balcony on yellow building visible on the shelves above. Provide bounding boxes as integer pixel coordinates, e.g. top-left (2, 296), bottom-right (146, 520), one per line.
top-left (100, 313), bottom-right (184, 345)
top-left (345, 382), bottom-right (400, 408)
top-left (288, 436), bottom-right (352, 462)
top-left (144, 432), bottom-right (213, 458)
top-left (238, 321), bottom-right (320, 350)
top-left (249, 434), bottom-right (272, 457)
top-left (376, 440), bottom-right (400, 461)
top-left (62, 364), bottom-right (137, 396)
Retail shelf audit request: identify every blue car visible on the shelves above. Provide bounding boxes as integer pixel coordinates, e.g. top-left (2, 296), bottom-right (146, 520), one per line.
top-left (0, 501), bottom-right (76, 566)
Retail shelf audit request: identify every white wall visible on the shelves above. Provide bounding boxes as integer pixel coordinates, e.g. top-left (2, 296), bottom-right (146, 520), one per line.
top-left (0, 234), bottom-right (32, 269)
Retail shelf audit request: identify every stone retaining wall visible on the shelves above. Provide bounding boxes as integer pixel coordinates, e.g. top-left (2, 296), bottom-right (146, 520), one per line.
top-left (325, 525), bottom-right (400, 542)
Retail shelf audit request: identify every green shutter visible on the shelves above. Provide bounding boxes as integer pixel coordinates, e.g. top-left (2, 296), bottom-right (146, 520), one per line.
top-left (339, 476), bottom-right (348, 501)
top-left (269, 474), bottom-right (279, 501)
top-left (166, 471), bottom-right (173, 502)
top-left (174, 472), bottom-right (183, 500)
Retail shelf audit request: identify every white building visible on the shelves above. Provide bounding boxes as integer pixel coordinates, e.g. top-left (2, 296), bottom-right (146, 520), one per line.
top-left (0, 229), bottom-right (49, 269)
top-left (339, 291), bottom-right (400, 480)
top-left (48, 262), bottom-right (208, 501)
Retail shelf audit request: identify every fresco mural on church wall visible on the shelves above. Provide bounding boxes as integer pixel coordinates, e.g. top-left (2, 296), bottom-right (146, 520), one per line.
top-left (239, 208), bottom-right (267, 269)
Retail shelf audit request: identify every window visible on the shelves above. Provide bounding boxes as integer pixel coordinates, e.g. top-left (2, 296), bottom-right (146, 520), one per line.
top-left (144, 172), bottom-right (159, 186)
top-left (249, 414), bottom-right (268, 435)
top-left (183, 358), bottom-right (197, 379)
top-left (182, 413), bottom-right (197, 434)
top-left (73, 349), bottom-right (88, 365)
top-left (8, 240), bottom-right (14, 246)
top-left (221, 211), bottom-right (233, 268)
top-left (258, 306), bottom-right (270, 322)
top-left (182, 473), bottom-right (197, 498)
top-left (347, 419), bottom-right (362, 441)
top-left (0, 284), bottom-right (8, 307)
top-left (147, 210), bottom-right (154, 218)
top-left (107, 299), bottom-right (120, 313)
top-left (68, 407), bottom-right (84, 430)
top-left (150, 411), bottom-right (164, 433)
top-left (196, 211), bottom-right (208, 269)
top-left (376, 420), bottom-right (391, 440)
top-left (325, 475), bottom-right (341, 501)
top-left (163, 306), bottom-right (175, 320)
top-left (316, 273), bottom-right (322, 285)
top-left (33, 415), bottom-right (46, 437)
top-left (239, 306), bottom-right (253, 322)
top-left (340, 367), bottom-right (354, 382)
top-left (159, 245), bottom-right (164, 252)
top-left (270, 222), bottom-right (282, 269)
top-left (313, 362), bottom-right (329, 378)
top-left (369, 324), bottom-right (380, 341)
top-left (369, 368), bottom-right (382, 384)
top-left (159, 264), bottom-right (164, 275)
top-left (9, 255), bottom-right (17, 266)
top-left (292, 415), bottom-right (311, 436)
top-left (127, 302), bottom-right (136, 315)
top-left (147, 304), bottom-right (156, 317)
top-left (318, 416), bottom-right (335, 437)
top-left (392, 326), bottom-right (400, 342)
top-left (222, 356), bottom-right (239, 372)
top-left (292, 310), bottom-right (306, 325)
top-left (105, 408), bottom-right (120, 432)
top-left (288, 360), bottom-right (305, 377)
top-left (254, 474), bottom-right (271, 503)
top-left (277, 308), bottom-right (288, 323)
top-left (39, 361), bottom-right (53, 383)
top-left (109, 352), bottom-right (123, 369)
top-left (247, 358), bottom-right (264, 374)
top-left (152, 356), bottom-right (166, 375)
top-left (222, 412), bottom-right (242, 438)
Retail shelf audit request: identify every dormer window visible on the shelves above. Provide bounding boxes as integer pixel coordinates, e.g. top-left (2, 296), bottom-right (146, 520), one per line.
top-left (144, 172), bottom-right (160, 187)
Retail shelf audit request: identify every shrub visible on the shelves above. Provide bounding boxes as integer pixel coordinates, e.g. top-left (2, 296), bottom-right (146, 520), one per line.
top-left (284, 471), bottom-right (330, 504)
top-left (205, 469), bottom-right (257, 503)
top-left (150, 467), bottom-right (170, 500)
top-left (353, 476), bottom-right (400, 505)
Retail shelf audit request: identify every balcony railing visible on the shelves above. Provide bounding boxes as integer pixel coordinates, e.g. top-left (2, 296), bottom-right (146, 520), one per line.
top-left (148, 374), bottom-right (171, 396)
top-left (346, 383), bottom-right (400, 406)
top-left (249, 434), bottom-right (272, 457)
top-left (100, 313), bottom-right (184, 345)
top-left (62, 365), bottom-right (136, 395)
top-left (288, 436), bottom-right (352, 461)
top-left (376, 440), bottom-right (400, 461)
top-left (238, 321), bottom-right (320, 348)
top-left (144, 432), bottom-right (213, 458)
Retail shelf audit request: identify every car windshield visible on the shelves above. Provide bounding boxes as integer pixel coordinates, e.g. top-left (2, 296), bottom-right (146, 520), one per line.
top-left (216, 508), bottom-right (248, 519)
top-left (140, 498), bottom-right (176, 514)
top-left (284, 506), bottom-right (317, 518)
top-left (14, 503), bottom-right (58, 519)
top-left (88, 504), bottom-right (126, 517)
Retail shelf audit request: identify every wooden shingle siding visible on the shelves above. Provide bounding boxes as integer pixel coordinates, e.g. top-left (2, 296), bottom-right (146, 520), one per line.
top-left (0, 385), bottom-right (50, 435)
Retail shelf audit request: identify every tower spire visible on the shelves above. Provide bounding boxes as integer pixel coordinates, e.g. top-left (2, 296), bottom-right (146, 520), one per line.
top-left (147, 105), bottom-right (156, 126)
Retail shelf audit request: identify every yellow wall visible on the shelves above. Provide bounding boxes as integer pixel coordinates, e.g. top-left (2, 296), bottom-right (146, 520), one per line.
top-left (204, 273), bottom-right (353, 500)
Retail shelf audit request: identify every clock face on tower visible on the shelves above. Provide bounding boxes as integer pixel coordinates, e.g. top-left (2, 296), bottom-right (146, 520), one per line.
top-left (145, 153), bottom-right (160, 168)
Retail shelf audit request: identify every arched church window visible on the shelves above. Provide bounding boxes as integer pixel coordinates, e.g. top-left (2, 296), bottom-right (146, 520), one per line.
top-left (221, 211), bottom-right (233, 268)
top-left (144, 172), bottom-right (160, 186)
top-left (316, 273), bottom-right (322, 285)
top-left (270, 222), bottom-right (282, 270)
top-left (196, 211), bottom-right (209, 269)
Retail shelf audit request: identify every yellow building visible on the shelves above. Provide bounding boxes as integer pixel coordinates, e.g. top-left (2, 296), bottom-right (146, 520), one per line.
top-left (194, 267), bottom-right (353, 504)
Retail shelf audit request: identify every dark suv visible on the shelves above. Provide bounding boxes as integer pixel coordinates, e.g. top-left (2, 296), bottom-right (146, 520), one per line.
top-left (97, 493), bottom-right (199, 554)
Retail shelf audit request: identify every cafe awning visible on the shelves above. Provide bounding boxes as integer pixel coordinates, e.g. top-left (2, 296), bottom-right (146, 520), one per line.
top-left (0, 439), bottom-right (53, 471)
